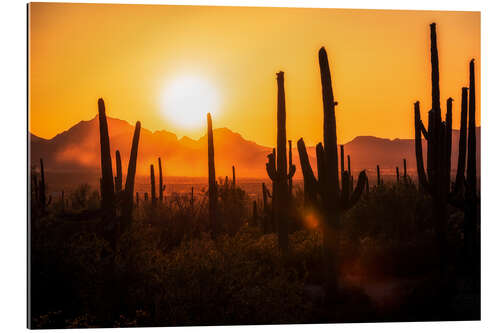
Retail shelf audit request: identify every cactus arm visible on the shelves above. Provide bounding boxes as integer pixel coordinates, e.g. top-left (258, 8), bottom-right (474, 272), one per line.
top-left (266, 153), bottom-right (278, 181)
top-left (297, 138), bottom-right (318, 185)
top-left (420, 121), bottom-right (429, 140)
top-left (414, 101), bottom-right (429, 191)
top-left (297, 138), bottom-right (319, 203)
top-left (343, 171), bottom-right (367, 211)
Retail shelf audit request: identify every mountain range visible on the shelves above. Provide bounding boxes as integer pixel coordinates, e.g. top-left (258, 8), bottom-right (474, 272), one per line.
top-left (30, 115), bottom-right (480, 182)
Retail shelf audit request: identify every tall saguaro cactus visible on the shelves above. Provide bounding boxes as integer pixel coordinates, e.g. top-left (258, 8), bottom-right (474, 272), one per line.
top-left (266, 71), bottom-right (296, 254)
top-left (232, 165), bottom-right (236, 190)
top-left (464, 60), bottom-right (478, 269)
top-left (98, 98), bottom-right (115, 217)
top-left (207, 113), bottom-right (218, 236)
top-left (123, 121), bottom-right (141, 224)
top-left (296, 48), bottom-right (367, 298)
top-left (158, 157), bottom-right (165, 202)
top-left (115, 150), bottom-right (123, 192)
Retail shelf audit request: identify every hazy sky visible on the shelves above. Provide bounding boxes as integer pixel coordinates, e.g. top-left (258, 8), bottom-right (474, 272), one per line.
top-left (29, 3), bottom-right (480, 147)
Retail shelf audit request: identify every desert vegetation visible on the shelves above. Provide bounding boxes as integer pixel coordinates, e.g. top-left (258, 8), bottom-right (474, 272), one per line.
top-left (29, 23), bottom-right (479, 328)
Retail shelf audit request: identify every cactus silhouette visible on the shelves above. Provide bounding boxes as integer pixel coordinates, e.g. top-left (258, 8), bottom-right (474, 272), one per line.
top-left (150, 164), bottom-right (156, 207)
top-left (98, 98), bottom-right (115, 217)
top-left (377, 165), bottom-right (381, 186)
top-left (340, 145), bottom-right (345, 174)
top-left (123, 121), bottom-right (141, 224)
top-left (34, 158), bottom-right (51, 213)
top-left (403, 158), bottom-right (407, 182)
top-left (115, 150), bottom-right (122, 192)
top-left (207, 113), bottom-right (218, 236)
top-left (97, 99), bottom-right (141, 246)
top-left (266, 71), bottom-right (296, 254)
top-left (288, 140), bottom-right (294, 196)
top-left (297, 138), bottom-right (319, 208)
top-left (396, 167), bottom-right (400, 184)
top-left (296, 47), bottom-right (367, 298)
top-left (158, 157), bottom-right (166, 202)
top-left (232, 165), bottom-right (236, 191)
top-left (413, 24), bottom-right (478, 269)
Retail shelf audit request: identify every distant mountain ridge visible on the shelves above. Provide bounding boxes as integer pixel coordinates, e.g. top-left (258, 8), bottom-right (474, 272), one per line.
top-left (30, 115), bottom-right (480, 179)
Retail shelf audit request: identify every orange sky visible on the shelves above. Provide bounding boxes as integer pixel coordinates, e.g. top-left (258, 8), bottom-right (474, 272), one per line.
top-left (29, 3), bottom-right (480, 147)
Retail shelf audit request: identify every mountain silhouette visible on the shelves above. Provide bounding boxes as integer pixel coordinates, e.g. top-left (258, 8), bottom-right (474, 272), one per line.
top-left (30, 115), bottom-right (480, 182)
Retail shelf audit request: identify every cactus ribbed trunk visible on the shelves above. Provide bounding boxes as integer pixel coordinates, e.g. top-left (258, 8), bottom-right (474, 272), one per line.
top-left (98, 99), bottom-right (115, 217)
top-left (115, 151), bottom-right (122, 192)
top-left (207, 113), bottom-right (217, 236)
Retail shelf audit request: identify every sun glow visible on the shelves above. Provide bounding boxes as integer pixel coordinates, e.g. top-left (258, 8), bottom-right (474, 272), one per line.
top-left (162, 75), bottom-right (220, 130)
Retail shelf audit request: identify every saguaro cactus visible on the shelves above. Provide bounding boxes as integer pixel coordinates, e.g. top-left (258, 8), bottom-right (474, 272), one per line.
top-left (207, 113), bottom-right (217, 235)
top-left (266, 71), bottom-right (296, 254)
top-left (340, 145), bottom-right (345, 174)
top-left (115, 150), bottom-right (123, 192)
top-left (36, 158), bottom-right (51, 213)
top-left (396, 167), bottom-right (400, 184)
top-left (150, 164), bottom-right (156, 207)
top-left (463, 60), bottom-right (478, 269)
top-left (413, 24), bottom-right (477, 268)
top-left (296, 47), bottom-right (367, 298)
top-left (123, 121), bottom-right (141, 223)
top-left (98, 98), bottom-right (115, 216)
top-left (232, 165), bottom-right (236, 190)
top-left (377, 165), bottom-right (381, 186)
top-left (158, 157), bottom-right (165, 202)
top-left (403, 158), bottom-right (407, 182)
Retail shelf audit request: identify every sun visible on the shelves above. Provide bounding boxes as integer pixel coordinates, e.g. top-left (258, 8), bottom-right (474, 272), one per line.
top-left (162, 75), bottom-right (220, 129)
